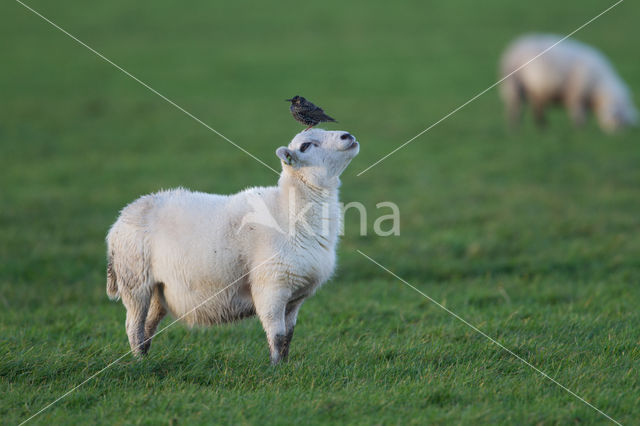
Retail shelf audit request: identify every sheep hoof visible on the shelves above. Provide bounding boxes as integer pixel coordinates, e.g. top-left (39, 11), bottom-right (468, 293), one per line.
top-left (131, 344), bottom-right (150, 359)
top-left (270, 334), bottom-right (289, 365)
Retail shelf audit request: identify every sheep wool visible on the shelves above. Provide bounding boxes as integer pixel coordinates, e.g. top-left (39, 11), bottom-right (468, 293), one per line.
top-left (106, 129), bottom-right (359, 364)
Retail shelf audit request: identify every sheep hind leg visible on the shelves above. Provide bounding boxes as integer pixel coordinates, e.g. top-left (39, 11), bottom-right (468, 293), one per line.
top-left (501, 78), bottom-right (524, 128)
top-left (141, 285), bottom-right (167, 354)
top-left (506, 98), bottom-right (523, 128)
top-left (122, 291), bottom-right (151, 357)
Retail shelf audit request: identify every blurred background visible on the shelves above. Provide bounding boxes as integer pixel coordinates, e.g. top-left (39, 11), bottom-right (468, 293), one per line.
top-left (1, 0), bottom-right (639, 423)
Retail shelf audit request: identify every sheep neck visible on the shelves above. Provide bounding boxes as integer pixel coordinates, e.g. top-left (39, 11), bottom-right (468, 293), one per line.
top-left (278, 171), bottom-right (341, 245)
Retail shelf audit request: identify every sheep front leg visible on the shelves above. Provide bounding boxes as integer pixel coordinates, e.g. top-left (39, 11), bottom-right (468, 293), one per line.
top-left (566, 96), bottom-right (587, 127)
top-left (252, 287), bottom-right (290, 365)
top-left (281, 299), bottom-right (304, 360)
top-left (531, 96), bottom-right (547, 128)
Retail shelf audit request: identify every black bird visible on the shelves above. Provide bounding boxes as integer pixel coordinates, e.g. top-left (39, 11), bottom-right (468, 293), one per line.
top-left (286, 96), bottom-right (337, 130)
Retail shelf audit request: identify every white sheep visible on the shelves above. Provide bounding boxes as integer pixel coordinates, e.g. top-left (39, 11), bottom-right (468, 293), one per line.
top-left (499, 34), bottom-right (637, 132)
top-left (106, 129), bottom-right (359, 364)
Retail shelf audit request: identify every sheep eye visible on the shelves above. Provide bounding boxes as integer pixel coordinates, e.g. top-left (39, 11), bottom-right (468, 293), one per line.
top-left (300, 142), bottom-right (311, 152)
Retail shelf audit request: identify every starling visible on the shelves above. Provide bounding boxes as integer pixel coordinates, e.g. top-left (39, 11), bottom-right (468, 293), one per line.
top-left (286, 96), bottom-right (337, 130)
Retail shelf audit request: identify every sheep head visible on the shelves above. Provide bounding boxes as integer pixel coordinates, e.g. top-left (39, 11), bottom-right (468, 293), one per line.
top-left (276, 129), bottom-right (359, 188)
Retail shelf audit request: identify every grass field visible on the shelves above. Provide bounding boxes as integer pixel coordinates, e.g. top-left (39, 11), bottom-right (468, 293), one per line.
top-left (2, 0), bottom-right (640, 424)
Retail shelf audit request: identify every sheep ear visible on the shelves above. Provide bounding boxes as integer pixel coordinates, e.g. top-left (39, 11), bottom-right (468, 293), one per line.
top-left (276, 147), bottom-right (296, 166)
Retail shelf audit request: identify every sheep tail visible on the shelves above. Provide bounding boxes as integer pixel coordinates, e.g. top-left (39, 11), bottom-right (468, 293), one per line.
top-left (106, 256), bottom-right (120, 300)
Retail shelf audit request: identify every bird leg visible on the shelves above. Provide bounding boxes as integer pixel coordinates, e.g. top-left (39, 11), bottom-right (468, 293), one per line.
top-left (304, 124), bottom-right (315, 131)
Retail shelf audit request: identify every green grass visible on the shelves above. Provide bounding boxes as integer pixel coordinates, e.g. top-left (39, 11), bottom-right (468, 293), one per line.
top-left (2, 0), bottom-right (640, 424)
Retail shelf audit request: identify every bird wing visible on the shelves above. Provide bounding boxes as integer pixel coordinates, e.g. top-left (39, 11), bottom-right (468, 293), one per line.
top-left (299, 102), bottom-right (318, 113)
top-left (307, 105), bottom-right (336, 122)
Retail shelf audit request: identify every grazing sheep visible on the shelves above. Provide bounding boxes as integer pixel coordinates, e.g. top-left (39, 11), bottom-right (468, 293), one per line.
top-left (106, 129), bottom-right (359, 364)
top-left (499, 34), bottom-right (637, 132)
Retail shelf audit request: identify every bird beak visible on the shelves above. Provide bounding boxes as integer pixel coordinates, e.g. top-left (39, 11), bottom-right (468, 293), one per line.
top-left (285, 98), bottom-right (293, 102)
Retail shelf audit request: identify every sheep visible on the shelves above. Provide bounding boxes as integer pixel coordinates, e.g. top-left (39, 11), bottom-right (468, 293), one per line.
top-left (106, 129), bottom-right (359, 364)
top-left (499, 34), bottom-right (638, 132)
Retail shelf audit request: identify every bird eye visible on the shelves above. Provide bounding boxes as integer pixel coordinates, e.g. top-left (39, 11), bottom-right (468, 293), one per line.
top-left (300, 142), bottom-right (311, 152)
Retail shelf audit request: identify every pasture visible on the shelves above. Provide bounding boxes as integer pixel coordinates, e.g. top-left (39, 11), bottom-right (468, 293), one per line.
top-left (1, 0), bottom-right (639, 423)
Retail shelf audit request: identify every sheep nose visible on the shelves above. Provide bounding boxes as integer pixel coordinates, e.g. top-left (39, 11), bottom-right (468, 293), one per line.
top-left (340, 133), bottom-right (354, 140)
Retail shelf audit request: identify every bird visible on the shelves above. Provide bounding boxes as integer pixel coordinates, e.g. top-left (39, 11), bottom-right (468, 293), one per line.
top-left (286, 96), bottom-right (337, 131)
